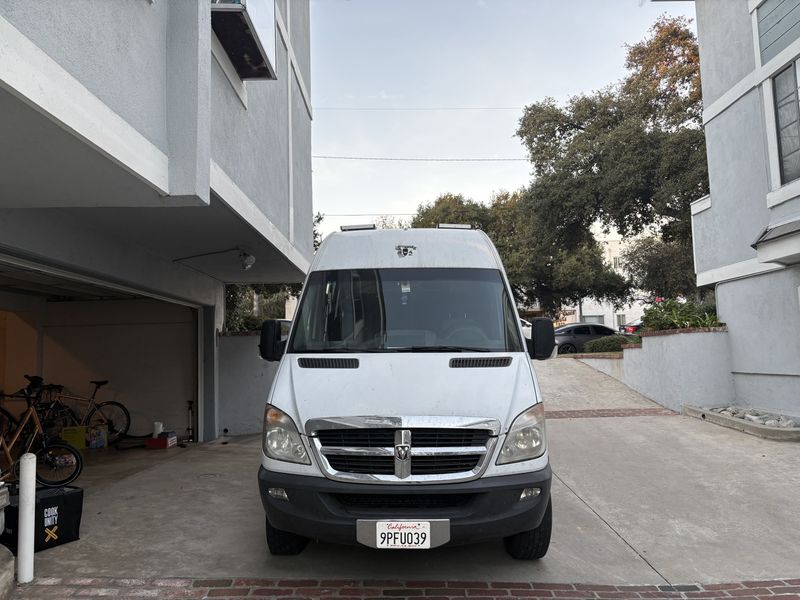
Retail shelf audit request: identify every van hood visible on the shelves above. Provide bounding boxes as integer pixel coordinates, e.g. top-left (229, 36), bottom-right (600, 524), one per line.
top-left (270, 353), bottom-right (538, 434)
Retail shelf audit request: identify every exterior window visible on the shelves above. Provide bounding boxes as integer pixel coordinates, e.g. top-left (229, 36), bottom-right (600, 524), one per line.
top-left (773, 63), bottom-right (800, 184)
top-left (616, 314), bottom-right (626, 328)
top-left (612, 257), bottom-right (621, 270)
top-left (581, 315), bottom-right (604, 325)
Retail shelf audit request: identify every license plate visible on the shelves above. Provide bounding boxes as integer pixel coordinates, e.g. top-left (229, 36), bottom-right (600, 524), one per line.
top-left (375, 521), bottom-right (431, 549)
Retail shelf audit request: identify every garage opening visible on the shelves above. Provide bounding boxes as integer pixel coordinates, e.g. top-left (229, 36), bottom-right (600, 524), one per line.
top-left (0, 261), bottom-right (198, 453)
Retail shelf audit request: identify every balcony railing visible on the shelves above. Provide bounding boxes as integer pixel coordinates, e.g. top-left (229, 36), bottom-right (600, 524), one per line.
top-left (211, 0), bottom-right (277, 80)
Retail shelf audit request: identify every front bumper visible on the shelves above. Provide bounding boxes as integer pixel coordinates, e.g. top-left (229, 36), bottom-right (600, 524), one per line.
top-left (257, 464), bottom-right (551, 547)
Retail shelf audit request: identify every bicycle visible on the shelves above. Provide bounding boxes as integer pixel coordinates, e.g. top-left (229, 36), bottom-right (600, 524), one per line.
top-left (0, 380), bottom-right (83, 487)
top-left (35, 379), bottom-right (131, 445)
top-left (0, 375), bottom-right (44, 438)
top-left (1, 377), bottom-right (131, 445)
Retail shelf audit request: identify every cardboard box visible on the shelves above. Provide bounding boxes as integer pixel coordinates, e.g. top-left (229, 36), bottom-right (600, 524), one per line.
top-left (61, 426), bottom-right (87, 450)
top-left (145, 434), bottom-right (177, 449)
top-left (88, 424), bottom-right (108, 449)
top-left (61, 425), bottom-right (107, 449)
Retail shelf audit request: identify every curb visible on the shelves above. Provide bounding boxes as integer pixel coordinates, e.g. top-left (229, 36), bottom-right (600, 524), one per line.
top-left (559, 352), bottom-right (623, 359)
top-left (683, 405), bottom-right (800, 441)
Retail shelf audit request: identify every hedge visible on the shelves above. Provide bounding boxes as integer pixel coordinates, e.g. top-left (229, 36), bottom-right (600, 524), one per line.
top-left (583, 335), bottom-right (641, 353)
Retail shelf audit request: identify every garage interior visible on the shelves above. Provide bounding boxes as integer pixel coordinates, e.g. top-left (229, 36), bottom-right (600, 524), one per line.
top-left (0, 259), bottom-right (198, 448)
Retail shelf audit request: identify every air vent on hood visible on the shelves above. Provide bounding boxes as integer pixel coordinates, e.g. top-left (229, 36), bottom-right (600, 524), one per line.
top-left (449, 357), bottom-right (512, 368)
top-left (298, 358), bottom-right (359, 369)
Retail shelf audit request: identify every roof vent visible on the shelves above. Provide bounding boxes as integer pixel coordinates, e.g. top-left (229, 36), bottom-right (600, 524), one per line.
top-left (298, 358), bottom-right (360, 369)
top-left (340, 224), bottom-right (376, 232)
top-left (437, 223), bottom-right (472, 229)
top-left (449, 357), bottom-right (512, 368)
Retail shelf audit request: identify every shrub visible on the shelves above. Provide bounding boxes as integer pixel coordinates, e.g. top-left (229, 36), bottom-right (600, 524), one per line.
top-left (583, 335), bottom-right (640, 353)
top-left (642, 299), bottom-right (721, 331)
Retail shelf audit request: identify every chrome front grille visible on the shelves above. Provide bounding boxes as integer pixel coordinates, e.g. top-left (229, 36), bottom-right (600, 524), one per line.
top-left (307, 416), bottom-right (499, 484)
top-left (316, 428), bottom-right (491, 448)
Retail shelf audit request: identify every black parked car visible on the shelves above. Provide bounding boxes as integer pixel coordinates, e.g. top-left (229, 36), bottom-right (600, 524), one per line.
top-left (619, 319), bottom-right (643, 335)
top-left (555, 323), bottom-right (617, 353)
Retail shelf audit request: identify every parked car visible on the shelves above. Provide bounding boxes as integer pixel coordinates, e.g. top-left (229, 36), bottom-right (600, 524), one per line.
top-left (257, 226), bottom-right (556, 560)
top-left (554, 323), bottom-right (617, 353)
top-left (520, 318), bottom-right (532, 339)
top-left (619, 319), bottom-right (643, 335)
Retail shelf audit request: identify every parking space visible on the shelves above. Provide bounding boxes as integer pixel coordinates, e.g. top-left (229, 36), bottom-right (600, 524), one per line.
top-left (0, 260), bottom-right (199, 446)
top-left (19, 359), bottom-right (800, 591)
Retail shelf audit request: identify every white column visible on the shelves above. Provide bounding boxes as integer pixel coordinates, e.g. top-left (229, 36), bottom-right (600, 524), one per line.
top-left (17, 453), bottom-right (36, 583)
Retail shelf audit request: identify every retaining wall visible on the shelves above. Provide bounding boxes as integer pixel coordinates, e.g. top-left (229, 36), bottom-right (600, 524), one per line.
top-left (578, 328), bottom-right (734, 412)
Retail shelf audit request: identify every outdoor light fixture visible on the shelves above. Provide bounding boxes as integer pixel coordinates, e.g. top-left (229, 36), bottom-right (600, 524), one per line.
top-left (240, 251), bottom-right (256, 271)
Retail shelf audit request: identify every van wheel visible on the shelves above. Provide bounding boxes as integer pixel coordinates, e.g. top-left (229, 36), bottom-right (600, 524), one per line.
top-left (504, 499), bottom-right (552, 560)
top-left (265, 517), bottom-right (309, 555)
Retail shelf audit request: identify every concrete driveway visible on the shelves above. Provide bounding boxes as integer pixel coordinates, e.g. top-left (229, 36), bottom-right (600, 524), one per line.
top-left (25, 359), bottom-right (800, 588)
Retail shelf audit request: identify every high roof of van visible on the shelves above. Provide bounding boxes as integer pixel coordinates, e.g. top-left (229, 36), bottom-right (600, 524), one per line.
top-left (311, 228), bottom-right (503, 272)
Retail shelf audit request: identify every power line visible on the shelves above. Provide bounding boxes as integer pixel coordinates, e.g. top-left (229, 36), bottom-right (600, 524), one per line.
top-left (316, 106), bottom-right (524, 111)
top-left (323, 213), bottom-right (416, 217)
top-left (313, 155), bottom-right (527, 162)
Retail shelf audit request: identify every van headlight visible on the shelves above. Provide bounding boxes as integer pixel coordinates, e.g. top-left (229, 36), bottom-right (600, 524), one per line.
top-left (497, 404), bottom-right (546, 465)
top-left (263, 405), bottom-right (310, 465)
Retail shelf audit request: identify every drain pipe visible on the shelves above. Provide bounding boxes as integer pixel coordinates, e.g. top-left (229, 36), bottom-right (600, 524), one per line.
top-left (17, 453), bottom-right (35, 584)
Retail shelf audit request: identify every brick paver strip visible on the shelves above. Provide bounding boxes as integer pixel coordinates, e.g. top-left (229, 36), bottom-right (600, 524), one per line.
top-left (546, 408), bottom-right (677, 419)
top-left (12, 577), bottom-right (799, 600)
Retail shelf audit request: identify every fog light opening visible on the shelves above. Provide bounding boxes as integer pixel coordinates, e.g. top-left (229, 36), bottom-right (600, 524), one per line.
top-left (268, 487), bottom-right (289, 501)
top-left (520, 487), bottom-right (541, 501)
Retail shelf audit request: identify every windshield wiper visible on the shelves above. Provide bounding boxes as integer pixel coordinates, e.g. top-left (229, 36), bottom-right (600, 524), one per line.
top-left (388, 345), bottom-right (492, 353)
top-left (295, 347), bottom-right (384, 353)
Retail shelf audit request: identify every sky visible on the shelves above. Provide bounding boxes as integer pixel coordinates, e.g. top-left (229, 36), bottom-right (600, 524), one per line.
top-left (309, 0), bottom-right (697, 238)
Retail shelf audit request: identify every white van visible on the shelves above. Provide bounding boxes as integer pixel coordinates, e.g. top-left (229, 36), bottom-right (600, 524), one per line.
top-left (257, 226), bottom-right (556, 559)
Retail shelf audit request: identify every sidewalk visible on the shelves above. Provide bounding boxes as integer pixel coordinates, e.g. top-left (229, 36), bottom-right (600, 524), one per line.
top-left (14, 576), bottom-right (800, 599)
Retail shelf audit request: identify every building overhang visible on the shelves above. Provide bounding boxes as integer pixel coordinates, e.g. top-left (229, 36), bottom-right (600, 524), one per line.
top-left (0, 82), bottom-right (309, 283)
top-left (752, 218), bottom-right (800, 266)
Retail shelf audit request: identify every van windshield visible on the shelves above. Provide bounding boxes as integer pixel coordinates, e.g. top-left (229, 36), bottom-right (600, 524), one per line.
top-left (289, 268), bottom-right (523, 353)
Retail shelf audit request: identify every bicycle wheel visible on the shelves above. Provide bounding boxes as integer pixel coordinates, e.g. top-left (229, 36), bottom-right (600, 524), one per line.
top-left (31, 441), bottom-right (83, 487)
top-left (87, 401), bottom-right (130, 444)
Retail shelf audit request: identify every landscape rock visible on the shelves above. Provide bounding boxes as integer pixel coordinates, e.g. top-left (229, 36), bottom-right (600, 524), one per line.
top-left (706, 405), bottom-right (799, 429)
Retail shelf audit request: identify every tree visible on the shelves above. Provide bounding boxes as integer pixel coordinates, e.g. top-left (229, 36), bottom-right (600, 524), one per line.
top-left (621, 237), bottom-right (697, 300)
top-left (374, 215), bottom-right (410, 229)
top-left (412, 193), bottom-right (492, 230)
top-left (410, 192), bottom-right (630, 314)
top-left (515, 16), bottom-right (707, 297)
top-left (225, 213), bottom-right (324, 331)
top-left (313, 212), bottom-right (324, 251)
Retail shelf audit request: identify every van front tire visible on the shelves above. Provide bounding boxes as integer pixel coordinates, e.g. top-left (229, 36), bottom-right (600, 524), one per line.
top-left (266, 517), bottom-right (309, 555)
top-left (503, 498), bottom-right (552, 560)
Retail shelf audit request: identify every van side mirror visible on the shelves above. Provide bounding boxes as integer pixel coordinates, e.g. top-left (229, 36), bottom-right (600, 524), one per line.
top-left (259, 320), bottom-right (287, 361)
top-left (526, 318), bottom-right (556, 360)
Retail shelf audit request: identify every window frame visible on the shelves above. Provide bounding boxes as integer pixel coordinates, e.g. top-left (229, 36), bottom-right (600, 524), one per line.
top-left (772, 61), bottom-right (800, 184)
